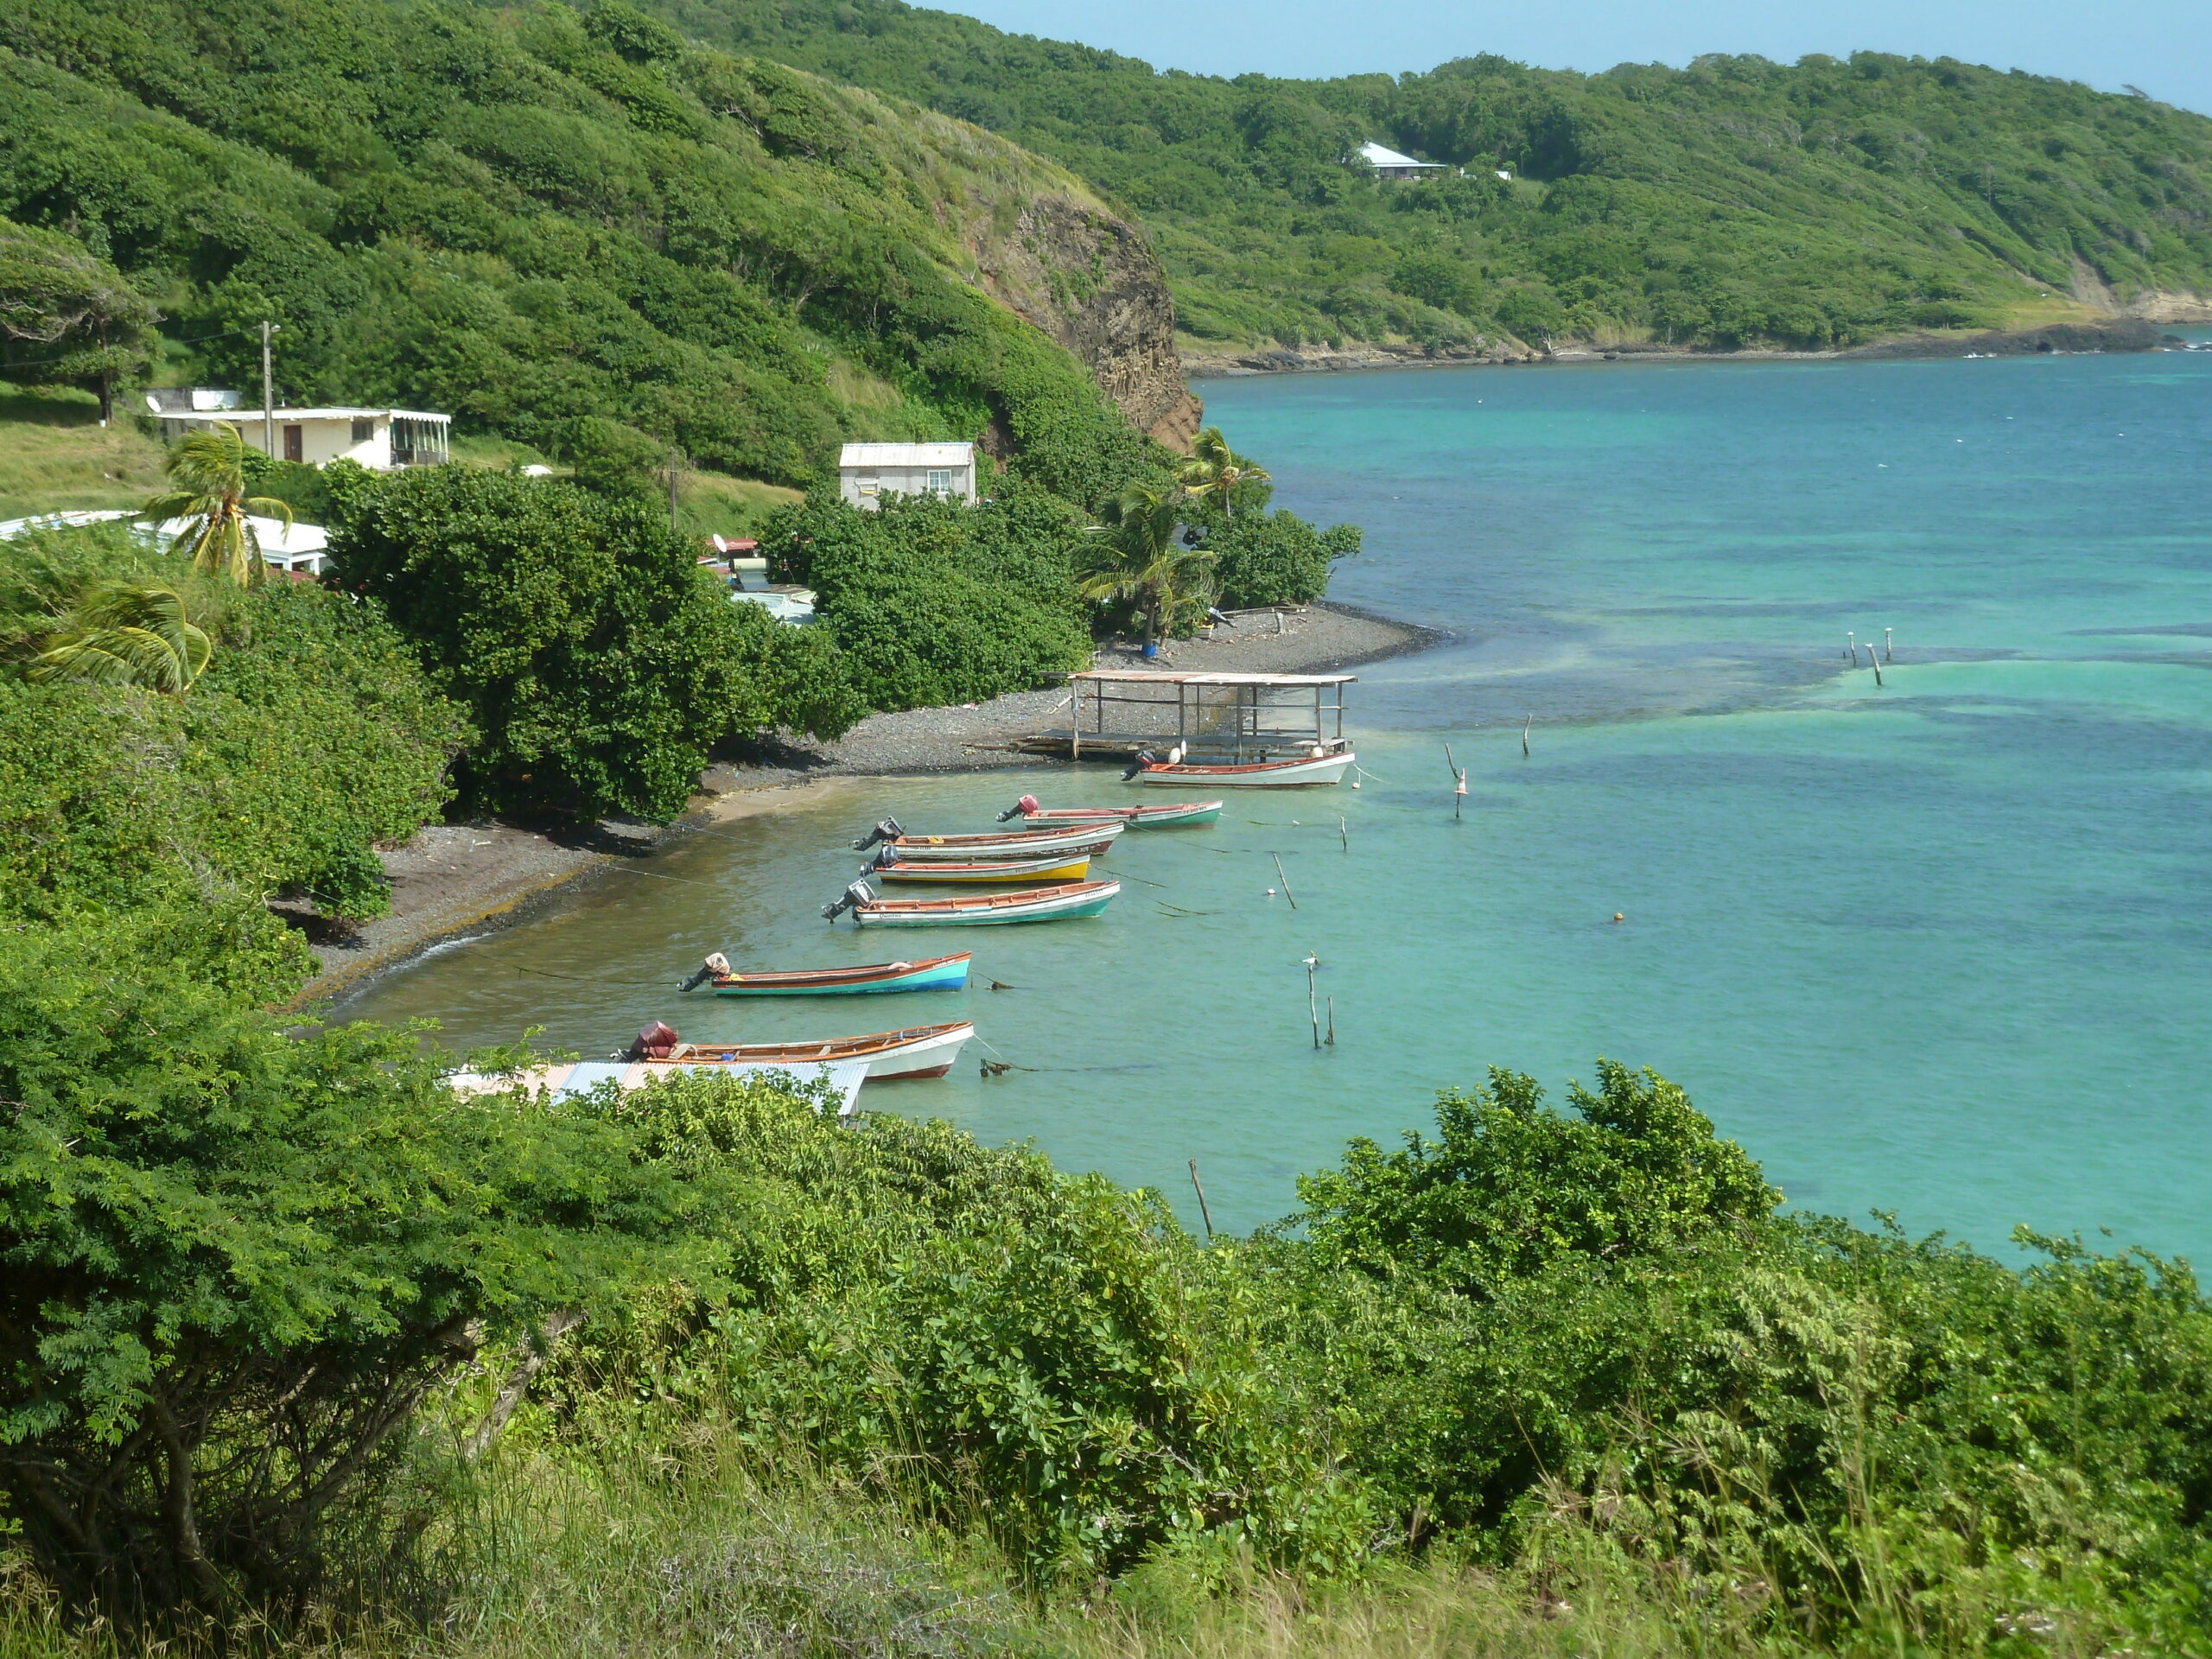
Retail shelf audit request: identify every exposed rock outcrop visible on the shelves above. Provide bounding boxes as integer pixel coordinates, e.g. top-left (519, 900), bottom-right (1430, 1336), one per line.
top-left (1839, 318), bottom-right (2177, 358)
top-left (965, 194), bottom-right (1202, 450)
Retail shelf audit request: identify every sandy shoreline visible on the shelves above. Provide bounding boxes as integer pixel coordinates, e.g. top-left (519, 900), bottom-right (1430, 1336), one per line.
top-left (295, 600), bottom-right (1439, 1005)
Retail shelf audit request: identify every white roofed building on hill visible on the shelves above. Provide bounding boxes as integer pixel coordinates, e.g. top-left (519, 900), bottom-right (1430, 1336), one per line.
top-left (1357, 142), bottom-right (1452, 181)
top-left (147, 396), bottom-right (450, 472)
top-left (837, 442), bottom-right (977, 511)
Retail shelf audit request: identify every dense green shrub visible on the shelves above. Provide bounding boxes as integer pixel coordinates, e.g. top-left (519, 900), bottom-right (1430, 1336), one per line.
top-left (764, 486), bottom-right (1092, 710)
top-left (334, 467), bottom-right (860, 820)
top-left (0, 931), bottom-right (695, 1620)
top-left (1199, 511), bottom-right (1362, 608)
top-left (0, 525), bottom-right (466, 929)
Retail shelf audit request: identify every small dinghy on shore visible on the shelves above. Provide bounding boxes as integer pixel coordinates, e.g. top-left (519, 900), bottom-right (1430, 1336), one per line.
top-left (677, 951), bottom-right (971, 995)
top-left (853, 817), bottom-right (1120, 862)
top-left (630, 1018), bottom-right (973, 1080)
top-left (1122, 746), bottom-right (1356, 787)
top-left (823, 878), bottom-right (1120, 927)
top-left (997, 793), bottom-right (1223, 828)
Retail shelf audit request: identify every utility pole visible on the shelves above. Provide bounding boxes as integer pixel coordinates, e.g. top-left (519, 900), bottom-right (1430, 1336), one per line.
top-left (260, 321), bottom-right (277, 460)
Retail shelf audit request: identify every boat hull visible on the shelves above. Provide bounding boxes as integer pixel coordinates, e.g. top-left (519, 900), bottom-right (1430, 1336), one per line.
top-left (1020, 800), bottom-right (1224, 827)
top-left (653, 1021), bottom-right (975, 1081)
top-left (880, 823), bottom-right (1122, 861)
top-left (875, 855), bottom-right (1090, 883)
top-left (1134, 752), bottom-right (1355, 787)
top-left (712, 952), bottom-right (970, 995)
top-left (855, 879), bottom-right (1120, 926)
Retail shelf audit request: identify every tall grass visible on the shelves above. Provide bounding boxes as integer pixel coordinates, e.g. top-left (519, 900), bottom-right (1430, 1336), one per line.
top-left (2, 1421), bottom-right (2097, 1659)
top-left (0, 392), bottom-right (168, 521)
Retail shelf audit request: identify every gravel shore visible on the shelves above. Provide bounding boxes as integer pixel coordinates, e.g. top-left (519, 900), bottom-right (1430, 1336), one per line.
top-left (296, 600), bottom-right (1439, 1003)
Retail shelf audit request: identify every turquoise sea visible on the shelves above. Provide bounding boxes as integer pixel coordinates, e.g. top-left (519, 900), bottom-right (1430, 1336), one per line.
top-left (334, 342), bottom-right (2212, 1261)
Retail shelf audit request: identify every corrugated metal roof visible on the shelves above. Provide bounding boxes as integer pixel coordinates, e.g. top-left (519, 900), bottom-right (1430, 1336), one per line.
top-left (1359, 142), bottom-right (1444, 168)
top-left (838, 442), bottom-right (975, 467)
top-left (1071, 671), bottom-right (1357, 686)
top-left (160, 407), bottom-right (449, 423)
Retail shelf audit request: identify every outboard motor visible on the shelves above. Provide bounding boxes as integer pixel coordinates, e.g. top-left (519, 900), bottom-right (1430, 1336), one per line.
top-left (995, 793), bottom-right (1042, 823)
top-left (628, 1019), bottom-right (679, 1060)
top-left (821, 879), bottom-right (876, 923)
top-left (852, 817), bottom-right (906, 852)
top-left (677, 950), bottom-right (732, 993)
top-left (868, 843), bottom-right (900, 871)
top-left (1119, 750), bottom-right (1157, 783)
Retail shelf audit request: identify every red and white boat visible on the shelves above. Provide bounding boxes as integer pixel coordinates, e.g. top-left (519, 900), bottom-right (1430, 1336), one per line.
top-left (853, 817), bottom-right (1121, 861)
top-left (1127, 747), bottom-right (1356, 787)
top-left (998, 793), bottom-right (1224, 827)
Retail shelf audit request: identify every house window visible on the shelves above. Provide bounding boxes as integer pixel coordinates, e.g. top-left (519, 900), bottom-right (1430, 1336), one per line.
top-left (283, 424), bottom-right (303, 463)
top-left (351, 417), bottom-right (374, 443)
top-left (927, 469), bottom-right (952, 494)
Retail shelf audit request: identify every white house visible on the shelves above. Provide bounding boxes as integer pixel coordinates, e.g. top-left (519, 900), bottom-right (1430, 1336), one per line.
top-left (1357, 142), bottom-right (1452, 181)
top-left (837, 442), bottom-right (977, 511)
top-left (147, 394), bottom-right (451, 472)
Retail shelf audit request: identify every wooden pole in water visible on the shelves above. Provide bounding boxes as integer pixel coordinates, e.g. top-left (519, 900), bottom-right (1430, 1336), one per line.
top-left (1305, 954), bottom-right (1320, 1050)
top-left (1187, 1158), bottom-right (1215, 1240)
top-left (1847, 631), bottom-right (1857, 664)
top-left (1522, 715), bottom-right (1532, 758)
top-left (1445, 743), bottom-right (1464, 819)
top-left (1870, 655), bottom-right (1884, 688)
top-left (1339, 815), bottom-right (1349, 853)
top-left (1884, 627), bottom-right (1893, 664)
top-left (1325, 995), bottom-right (1336, 1046)
top-left (1272, 852), bottom-right (1298, 910)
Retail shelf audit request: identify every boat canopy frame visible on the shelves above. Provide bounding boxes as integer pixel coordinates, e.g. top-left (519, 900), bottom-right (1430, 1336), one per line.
top-left (1033, 671), bottom-right (1355, 762)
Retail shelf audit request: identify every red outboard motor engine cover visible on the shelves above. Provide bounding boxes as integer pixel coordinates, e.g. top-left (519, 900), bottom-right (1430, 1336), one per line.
top-left (633, 1020), bottom-right (679, 1060)
top-left (1017, 793), bottom-right (1039, 815)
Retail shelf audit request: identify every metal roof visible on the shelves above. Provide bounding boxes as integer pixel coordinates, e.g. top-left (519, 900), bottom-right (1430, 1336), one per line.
top-left (1070, 671), bottom-right (1357, 686)
top-left (837, 442), bottom-right (975, 467)
top-left (158, 407), bottom-right (450, 423)
top-left (1358, 142), bottom-right (1446, 168)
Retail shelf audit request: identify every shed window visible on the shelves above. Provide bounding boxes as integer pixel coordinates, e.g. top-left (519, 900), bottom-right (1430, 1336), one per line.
top-left (351, 417), bottom-right (374, 442)
top-left (927, 469), bottom-right (952, 494)
top-left (283, 424), bottom-right (303, 463)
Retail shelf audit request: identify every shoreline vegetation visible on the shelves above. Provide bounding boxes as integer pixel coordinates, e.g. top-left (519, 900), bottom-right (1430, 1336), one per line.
top-left (1184, 315), bottom-right (2194, 378)
top-left (299, 599), bottom-right (1433, 1002)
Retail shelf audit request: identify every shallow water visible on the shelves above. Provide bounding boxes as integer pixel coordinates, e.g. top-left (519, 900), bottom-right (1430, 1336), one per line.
top-left (335, 346), bottom-right (2212, 1260)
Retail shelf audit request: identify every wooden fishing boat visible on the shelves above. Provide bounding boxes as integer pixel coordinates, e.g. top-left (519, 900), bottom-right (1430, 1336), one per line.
top-left (823, 878), bottom-right (1119, 927)
top-left (997, 793), bottom-right (1224, 828)
top-left (872, 854), bottom-right (1090, 884)
top-left (1128, 749), bottom-right (1356, 787)
top-left (642, 1021), bottom-right (975, 1081)
top-left (690, 952), bottom-right (971, 995)
top-left (853, 817), bottom-right (1120, 862)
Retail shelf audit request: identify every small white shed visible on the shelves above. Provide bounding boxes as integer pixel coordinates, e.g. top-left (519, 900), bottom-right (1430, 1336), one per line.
top-left (149, 401), bottom-right (451, 472)
top-left (837, 442), bottom-right (977, 511)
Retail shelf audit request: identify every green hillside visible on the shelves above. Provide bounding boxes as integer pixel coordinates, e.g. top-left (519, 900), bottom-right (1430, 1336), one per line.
top-left (0, 0), bottom-right (1161, 501)
top-left (630, 0), bottom-right (2212, 351)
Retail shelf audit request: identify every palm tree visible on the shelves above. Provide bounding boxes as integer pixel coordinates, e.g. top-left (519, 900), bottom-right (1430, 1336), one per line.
top-left (1080, 485), bottom-right (1216, 649)
top-left (143, 423), bottom-right (294, 585)
top-left (1175, 426), bottom-right (1272, 520)
top-left (24, 577), bottom-right (213, 693)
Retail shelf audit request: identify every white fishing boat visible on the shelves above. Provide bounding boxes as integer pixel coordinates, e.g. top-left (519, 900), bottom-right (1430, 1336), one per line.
top-left (1128, 747), bottom-right (1356, 787)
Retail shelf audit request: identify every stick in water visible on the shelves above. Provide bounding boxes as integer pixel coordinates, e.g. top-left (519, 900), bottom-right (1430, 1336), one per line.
top-left (1272, 852), bottom-right (1297, 909)
top-left (1305, 954), bottom-right (1320, 1050)
top-left (1522, 715), bottom-right (1531, 758)
top-left (1339, 816), bottom-right (1349, 853)
top-left (1884, 626), bottom-right (1893, 664)
top-left (1325, 994), bottom-right (1336, 1046)
top-left (1187, 1158), bottom-right (1215, 1240)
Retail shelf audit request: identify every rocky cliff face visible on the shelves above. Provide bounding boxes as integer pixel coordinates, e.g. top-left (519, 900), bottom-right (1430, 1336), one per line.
top-left (964, 194), bottom-right (1202, 452)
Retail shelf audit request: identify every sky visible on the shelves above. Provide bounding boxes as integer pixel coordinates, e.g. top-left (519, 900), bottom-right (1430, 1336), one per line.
top-left (939, 0), bottom-right (2212, 118)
